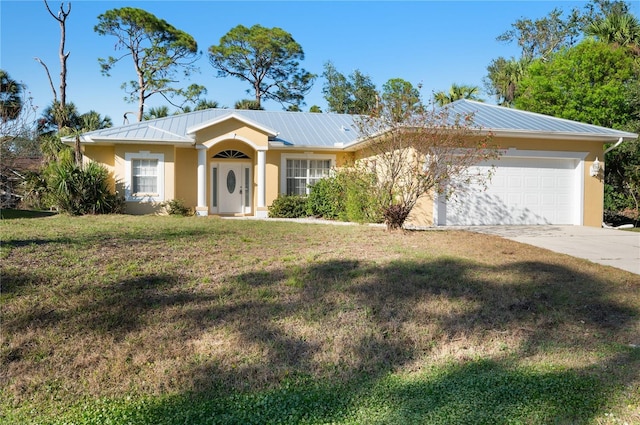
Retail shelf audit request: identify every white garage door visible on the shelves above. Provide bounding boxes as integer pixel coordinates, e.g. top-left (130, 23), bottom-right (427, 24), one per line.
top-left (438, 157), bottom-right (581, 226)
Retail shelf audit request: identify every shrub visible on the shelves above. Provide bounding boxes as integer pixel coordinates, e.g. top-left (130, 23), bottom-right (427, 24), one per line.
top-left (342, 168), bottom-right (383, 224)
top-left (307, 176), bottom-right (344, 219)
top-left (44, 156), bottom-right (123, 215)
top-left (268, 194), bottom-right (308, 218)
top-left (305, 168), bottom-right (384, 224)
top-left (162, 199), bottom-right (193, 216)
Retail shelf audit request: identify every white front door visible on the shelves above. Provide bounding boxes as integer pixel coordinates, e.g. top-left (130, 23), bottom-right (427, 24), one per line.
top-left (214, 162), bottom-right (251, 214)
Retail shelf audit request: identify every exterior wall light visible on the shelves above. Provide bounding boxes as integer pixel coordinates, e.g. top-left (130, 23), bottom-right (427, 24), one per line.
top-left (589, 157), bottom-right (601, 177)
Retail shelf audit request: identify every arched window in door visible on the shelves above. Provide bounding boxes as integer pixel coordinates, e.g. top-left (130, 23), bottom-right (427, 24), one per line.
top-left (212, 150), bottom-right (250, 159)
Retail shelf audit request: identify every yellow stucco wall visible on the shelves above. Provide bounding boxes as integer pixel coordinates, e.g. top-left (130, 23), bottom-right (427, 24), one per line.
top-left (175, 147), bottom-right (198, 208)
top-left (353, 135), bottom-right (606, 227)
top-left (83, 145), bottom-right (116, 192)
top-left (195, 118), bottom-right (270, 148)
top-left (81, 123), bottom-right (606, 226)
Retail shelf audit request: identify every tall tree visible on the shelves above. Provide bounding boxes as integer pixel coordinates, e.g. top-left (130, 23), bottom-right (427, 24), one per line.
top-left (321, 62), bottom-right (378, 114)
top-left (95, 7), bottom-right (202, 122)
top-left (34, 1), bottom-right (71, 129)
top-left (497, 7), bottom-right (584, 62)
top-left (381, 78), bottom-right (422, 122)
top-left (433, 83), bottom-right (483, 106)
top-left (208, 24), bottom-right (315, 110)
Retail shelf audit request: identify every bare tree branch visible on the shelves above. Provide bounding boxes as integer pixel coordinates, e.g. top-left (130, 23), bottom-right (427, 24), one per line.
top-left (34, 57), bottom-right (58, 103)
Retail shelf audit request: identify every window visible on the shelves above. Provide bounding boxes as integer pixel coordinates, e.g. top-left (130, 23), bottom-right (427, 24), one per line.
top-left (132, 159), bottom-right (158, 194)
top-left (125, 151), bottom-right (164, 201)
top-left (282, 155), bottom-right (334, 195)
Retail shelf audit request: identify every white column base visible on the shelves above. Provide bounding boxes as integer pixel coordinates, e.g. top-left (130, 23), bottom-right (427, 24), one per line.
top-left (195, 206), bottom-right (208, 217)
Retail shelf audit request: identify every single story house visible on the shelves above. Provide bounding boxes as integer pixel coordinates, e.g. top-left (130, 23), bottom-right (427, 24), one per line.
top-left (70, 100), bottom-right (638, 227)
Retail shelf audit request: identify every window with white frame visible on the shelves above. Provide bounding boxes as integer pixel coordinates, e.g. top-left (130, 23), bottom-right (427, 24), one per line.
top-left (282, 155), bottom-right (334, 195)
top-left (132, 159), bottom-right (158, 194)
top-left (125, 151), bottom-right (165, 201)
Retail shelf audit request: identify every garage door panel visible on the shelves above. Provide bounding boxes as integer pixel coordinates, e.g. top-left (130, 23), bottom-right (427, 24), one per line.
top-left (442, 157), bottom-right (579, 225)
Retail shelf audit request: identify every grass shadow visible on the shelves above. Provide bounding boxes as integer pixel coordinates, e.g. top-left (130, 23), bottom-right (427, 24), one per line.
top-left (0, 209), bottom-right (58, 219)
top-left (4, 240), bottom-right (639, 423)
top-left (105, 258), bottom-right (639, 424)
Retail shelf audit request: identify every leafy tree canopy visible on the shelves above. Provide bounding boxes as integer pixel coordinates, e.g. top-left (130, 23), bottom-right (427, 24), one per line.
top-left (381, 78), bottom-right (422, 121)
top-left (497, 7), bottom-right (584, 62)
top-left (322, 62), bottom-right (378, 114)
top-left (208, 24), bottom-right (315, 110)
top-left (95, 7), bottom-right (202, 122)
top-left (515, 39), bottom-right (637, 129)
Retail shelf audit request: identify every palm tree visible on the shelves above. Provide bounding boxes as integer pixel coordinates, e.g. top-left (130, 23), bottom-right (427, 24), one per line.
top-left (234, 99), bottom-right (263, 110)
top-left (586, 12), bottom-right (640, 51)
top-left (484, 57), bottom-right (528, 107)
top-left (433, 84), bottom-right (483, 106)
top-left (0, 70), bottom-right (24, 122)
top-left (143, 106), bottom-right (170, 120)
top-left (79, 110), bottom-right (113, 132)
top-left (194, 99), bottom-right (220, 110)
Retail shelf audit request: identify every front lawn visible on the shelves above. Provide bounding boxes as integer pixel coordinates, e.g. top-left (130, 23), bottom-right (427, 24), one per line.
top-left (1, 215), bottom-right (639, 424)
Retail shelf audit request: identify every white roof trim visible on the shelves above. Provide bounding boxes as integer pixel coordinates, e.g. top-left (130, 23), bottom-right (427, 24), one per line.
top-left (187, 112), bottom-right (278, 137)
top-left (202, 133), bottom-right (264, 151)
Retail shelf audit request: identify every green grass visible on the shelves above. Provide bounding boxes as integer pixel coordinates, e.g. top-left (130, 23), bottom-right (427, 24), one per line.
top-left (1, 215), bottom-right (639, 424)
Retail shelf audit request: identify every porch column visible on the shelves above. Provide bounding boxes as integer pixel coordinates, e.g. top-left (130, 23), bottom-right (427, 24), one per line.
top-left (256, 148), bottom-right (268, 218)
top-left (195, 145), bottom-right (208, 216)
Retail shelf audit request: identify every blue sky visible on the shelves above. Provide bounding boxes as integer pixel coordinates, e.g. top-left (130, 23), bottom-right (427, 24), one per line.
top-left (3, 0), bottom-right (634, 125)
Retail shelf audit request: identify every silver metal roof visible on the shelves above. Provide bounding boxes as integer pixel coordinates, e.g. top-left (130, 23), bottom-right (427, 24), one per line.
top-left (77, 101), bottom-right (637, 148)
top-left (443, 100), bottom-right (638, 141)
top-left (80, 109), bottom-right (362, 147)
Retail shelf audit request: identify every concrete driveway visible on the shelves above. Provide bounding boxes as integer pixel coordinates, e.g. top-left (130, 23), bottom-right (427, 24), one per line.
top-left (465, 225), bottom-right (640, 275)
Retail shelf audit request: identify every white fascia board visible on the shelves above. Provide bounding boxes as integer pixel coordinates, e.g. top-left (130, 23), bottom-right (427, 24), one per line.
top-left (187, 112), bottom-right (278, 137)
top-left (481, 129), bottom-right (638, 142)
top-left (76, 137), bottom-right (193, 147)
top-left (343, 128), bottom-right (637, 150)
top-left (267, 143), bottom-right (345, 151)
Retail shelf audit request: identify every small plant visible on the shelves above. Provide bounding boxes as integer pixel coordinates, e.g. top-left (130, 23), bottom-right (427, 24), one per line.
top-left (162, 199), bottom-right (193, 216)
top-left (268, 194), bottom-right (308, 218)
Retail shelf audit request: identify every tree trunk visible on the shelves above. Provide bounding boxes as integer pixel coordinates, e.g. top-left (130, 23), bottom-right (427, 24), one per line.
top-left (43, 1), bottom-right (71, 129)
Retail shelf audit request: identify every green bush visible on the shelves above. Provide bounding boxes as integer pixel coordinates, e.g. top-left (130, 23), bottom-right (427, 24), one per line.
top-left (307, 176), bottom-right (344, 219)
top-left (268, 194), bottom-right (309, 218)
top-left (45, 156), bottom-right (123, 215)
top-left (162, 199), bottom-right (193, 216)
top-left (305, 169), bottom-right (384, 224)
top-left (342, 169), bottom-right (383, 224)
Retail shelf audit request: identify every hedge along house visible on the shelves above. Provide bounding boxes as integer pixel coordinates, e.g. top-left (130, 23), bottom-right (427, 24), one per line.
top-left (70, 100), bottom-right (637, 227)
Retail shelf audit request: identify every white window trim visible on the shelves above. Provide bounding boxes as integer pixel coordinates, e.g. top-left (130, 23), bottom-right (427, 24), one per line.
top-left (124, 151), bottom-right (165, 202)
top-left (280, 153), bottom-right (336, 195)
